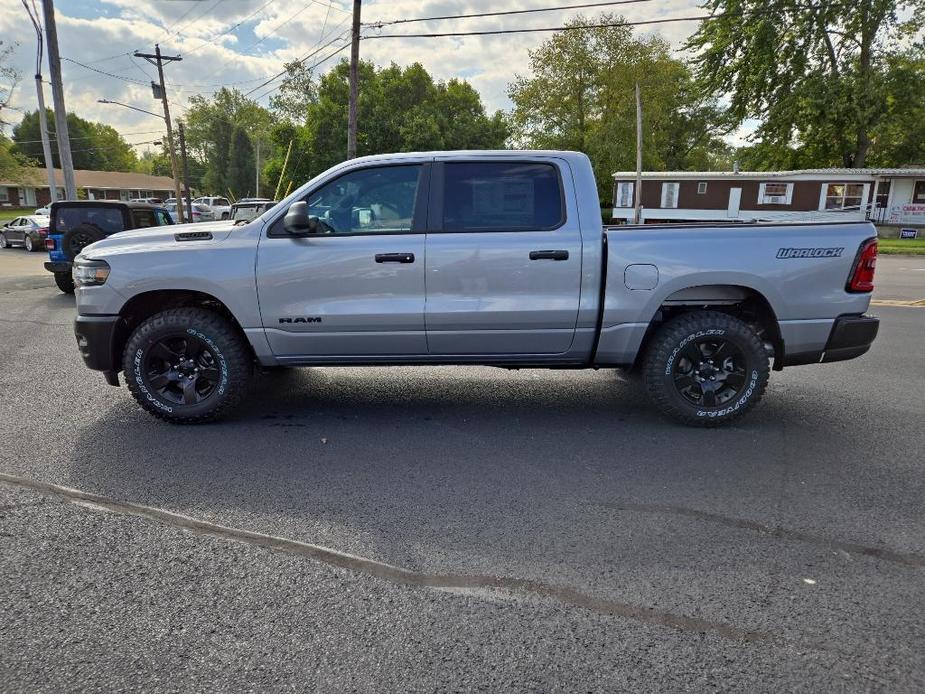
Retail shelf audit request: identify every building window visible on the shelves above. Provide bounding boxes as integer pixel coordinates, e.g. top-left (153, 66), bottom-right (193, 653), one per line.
top-left (758, 182), bottom-right (793, 205)
top-left (660, 182), bottom-right (679, 208)
top-left (914, 180), bottom-right (925, 203)
top-left (697, 182), bottom-right (708, 194)
top-left (0, 188), bottom-right (8, 202)
top-left (875, 181), bottom-right (891, 207)
top-left (615, 181), bottom-right (634, 207)
top-left (823, 183), bottom-right (865, 210)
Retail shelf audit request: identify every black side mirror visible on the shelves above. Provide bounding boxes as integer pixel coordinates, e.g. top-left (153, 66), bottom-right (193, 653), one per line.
top-left (283, 201), bottom-right (318, 236)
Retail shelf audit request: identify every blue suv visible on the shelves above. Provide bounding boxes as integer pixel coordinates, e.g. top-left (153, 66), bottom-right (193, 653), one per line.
top-left (44, 200), bottom-right (173, 293)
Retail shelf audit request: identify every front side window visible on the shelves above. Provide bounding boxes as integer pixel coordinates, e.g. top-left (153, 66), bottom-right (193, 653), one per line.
top-left (824, 183), bottom-right (864, 210)
top-left (304, 164), bottom-right (422, 234)
top-left (215, 198), bottom-right (230, 207)
top-left (443, 162), bottom-right (563, 231)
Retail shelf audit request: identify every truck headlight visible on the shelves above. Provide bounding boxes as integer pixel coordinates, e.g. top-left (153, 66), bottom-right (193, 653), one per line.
top-left (73, 258), bottom-right (111, 287)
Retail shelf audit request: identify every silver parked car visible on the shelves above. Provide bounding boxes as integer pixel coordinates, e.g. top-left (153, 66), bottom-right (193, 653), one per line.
top-left (193, 196), bottom-right (231, 220)
top-left (165, 201), bottom-right (215, 224)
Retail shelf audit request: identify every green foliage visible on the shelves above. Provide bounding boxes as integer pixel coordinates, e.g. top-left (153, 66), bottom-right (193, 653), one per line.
top-left (266, 59), bottom-right (508, 191)
top-left (508, 14), bottom-right (731, 201)
top-left (12, 109), bottom-right (138, 171)
top-left (0, 40), bottom-right (19, 128)
top-left (227, 126), bottom-right (255, 199)
top-left (687, 0), bottom-right (925, 168)
top-left (184, 87), bottom-right (277, 196)
top-left (0, 133), bottom-right (29, 182)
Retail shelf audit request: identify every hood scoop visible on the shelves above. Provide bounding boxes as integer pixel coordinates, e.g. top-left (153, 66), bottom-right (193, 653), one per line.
top-left (174, 231), bottom-right (213, 242)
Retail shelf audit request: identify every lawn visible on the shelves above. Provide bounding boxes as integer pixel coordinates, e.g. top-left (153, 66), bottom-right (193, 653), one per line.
top-left (879, 237), bottom-right (925, 255)
top-left (0, 208), bottom-right (32, 223)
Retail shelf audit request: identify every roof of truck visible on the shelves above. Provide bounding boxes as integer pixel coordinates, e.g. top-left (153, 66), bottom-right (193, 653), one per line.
top-left (51, 200), bottom-right (164, 209)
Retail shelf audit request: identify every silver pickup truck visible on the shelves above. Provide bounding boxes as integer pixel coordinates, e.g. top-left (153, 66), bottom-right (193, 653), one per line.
top-left (72, 150), bottom-right (879, 426)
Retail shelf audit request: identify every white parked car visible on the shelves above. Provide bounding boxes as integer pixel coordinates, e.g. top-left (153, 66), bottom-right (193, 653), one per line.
top-left (35, 205), bottom-right (51, 216)
top-left (193, 196), bottom-right (231, 220)
top-left (165, 201), bottom-right (214, 224)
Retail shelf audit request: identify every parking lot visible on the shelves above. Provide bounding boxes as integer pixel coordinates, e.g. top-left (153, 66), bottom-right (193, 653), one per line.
top-left (1, 249), bottom-right (923, 692)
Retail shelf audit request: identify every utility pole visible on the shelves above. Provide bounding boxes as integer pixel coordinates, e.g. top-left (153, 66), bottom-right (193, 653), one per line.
top-left (633, 82), bottom-right (643, 225)
top-left (22, 0), bottom-right (57, 204)
top-left (41, 0), bottom-right (77, 200)
top-left (178, 122), bottom-right (192, 219)
top-left (347, 0), bottom-right (361, 159)
top-left (135, 45), bottom-right (184, 221)
top-left (255, 136), bottom-right (260, 198)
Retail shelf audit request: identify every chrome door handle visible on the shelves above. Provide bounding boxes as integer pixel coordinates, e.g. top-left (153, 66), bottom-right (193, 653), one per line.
top-left (375, 252), bottom-right (415, 263)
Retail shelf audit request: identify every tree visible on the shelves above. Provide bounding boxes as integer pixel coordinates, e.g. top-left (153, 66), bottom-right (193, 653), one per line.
top-left (266, 59), bottom-right (508, 192)
top-left (227, 126), bottom-right (254, 199)
top-left (184, 88), bottom-right (276, 195)
top-left (508, 15), bottom-right (730, 200)
top-left (686, 0), bottom-right (925, 168)
top-left (12, 110), bottom-right (138, 171)
top-left (1, 40), bottom-right (27, 183)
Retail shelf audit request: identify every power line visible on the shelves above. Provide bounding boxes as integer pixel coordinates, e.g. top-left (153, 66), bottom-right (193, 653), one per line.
top-left (363, 0), bottom-right (655, 28)
top-left (183, 0), bottom-right (277, 55)
top-left (249, 40), bottom-right (350, 102)
top-left (242, 32), bottom-right (350, 98)
top-left (14, 130), bottom-right (165, 145)
top-left (361, 13), bottom-right (735, 39)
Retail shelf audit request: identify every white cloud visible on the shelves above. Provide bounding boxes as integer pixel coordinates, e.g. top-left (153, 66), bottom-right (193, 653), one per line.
top-left (1, 0), bottom-right (708, 150)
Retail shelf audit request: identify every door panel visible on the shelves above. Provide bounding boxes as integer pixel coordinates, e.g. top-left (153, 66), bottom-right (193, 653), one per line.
top-left (256, 162), bottom-right (429, 358)
top-left (257, 235), bottom-right (426, 356)
top-left (425, 160), bottom-right (582, 355)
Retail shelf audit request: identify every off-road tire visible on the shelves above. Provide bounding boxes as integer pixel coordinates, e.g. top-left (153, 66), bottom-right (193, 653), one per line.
top-left (62, 223), bottom-right (105, 261)
top-left (642, 311), bottom-right (769, 427)
top-left (123, 308), bottom-right (252, 423)
top-left (54, 271), bottom-right (75, 294)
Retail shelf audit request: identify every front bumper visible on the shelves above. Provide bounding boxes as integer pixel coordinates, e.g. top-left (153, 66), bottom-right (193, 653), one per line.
top-left (74, 314), bottom-right (122, 386)
top-left (821, 314), bottom-right (879, 363)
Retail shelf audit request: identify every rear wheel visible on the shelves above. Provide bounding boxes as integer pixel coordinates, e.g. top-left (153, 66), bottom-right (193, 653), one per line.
top-left (0, 233), bottom-right (9, 249)
top-left (123, 308), bottom-right (252, 423)
top-left (53, 272), bottom-right (75, 294)
top-left (24, 235), bottom-right (35, 252)
top-left (642, 311), bottom-right (769, 427)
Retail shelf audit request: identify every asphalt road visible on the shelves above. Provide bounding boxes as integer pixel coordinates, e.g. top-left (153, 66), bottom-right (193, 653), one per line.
top-left (0, 250), bottom-right (923, 692)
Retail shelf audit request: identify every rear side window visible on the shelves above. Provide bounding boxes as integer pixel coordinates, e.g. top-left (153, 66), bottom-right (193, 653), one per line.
top-left (442, 162), bottom-right (564, 232)
top-left (155, 210), bottom-right (173, 226)
top-left (132, 209), bottom-right (157, 228)
top-left (55, 206), bottom-right (124, 234)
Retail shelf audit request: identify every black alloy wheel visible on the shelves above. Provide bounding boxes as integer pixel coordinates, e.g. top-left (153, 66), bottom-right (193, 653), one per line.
top-left (670, 336), bottom-right (748, 408)
top-left (141, 333), bottom-right (222, 406)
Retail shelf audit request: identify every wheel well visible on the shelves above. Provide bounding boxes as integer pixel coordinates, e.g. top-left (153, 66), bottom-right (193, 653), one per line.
top-left (633, 285), bottom-right (784, 371)
top-left (114, 290), bottom-right (253, 369)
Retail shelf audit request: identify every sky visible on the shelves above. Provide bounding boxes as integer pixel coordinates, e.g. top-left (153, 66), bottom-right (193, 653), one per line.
top-left (0, 0), bottom-right (731, 154)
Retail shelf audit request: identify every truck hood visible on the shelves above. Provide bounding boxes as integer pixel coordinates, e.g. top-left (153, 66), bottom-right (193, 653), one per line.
top-left (80, 220), bottom-right (237, 258)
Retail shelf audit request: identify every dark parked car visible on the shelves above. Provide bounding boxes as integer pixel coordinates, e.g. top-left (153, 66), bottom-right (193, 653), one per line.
top-left (44, 200), bottom-right (173, 293)
top-left (1, 215), bottom-right (50, 252)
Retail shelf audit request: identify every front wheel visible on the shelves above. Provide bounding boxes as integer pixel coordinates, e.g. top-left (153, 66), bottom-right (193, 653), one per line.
top-left (123, 308), bottom-right (252, 423)
top-left (54, 271), bottom-right (75, 294)
top-left (642, 311), bottom-right (769, 427)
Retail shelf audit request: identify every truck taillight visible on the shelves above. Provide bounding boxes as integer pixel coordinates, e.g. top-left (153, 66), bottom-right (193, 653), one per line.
top-left (45, 238), bottom-right (55, 250)
top-left (847, 238), bottom-right (877, 293)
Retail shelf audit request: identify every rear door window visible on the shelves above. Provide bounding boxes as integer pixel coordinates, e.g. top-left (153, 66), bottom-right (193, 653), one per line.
top-left (441, 162), bottom-right (564, 232)
top-left (131, 209), bottom-right (157, 228)
top-left (55, 206), bottom-right (124, 234)
top-left (154, 210), bottom-right (173, 226)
